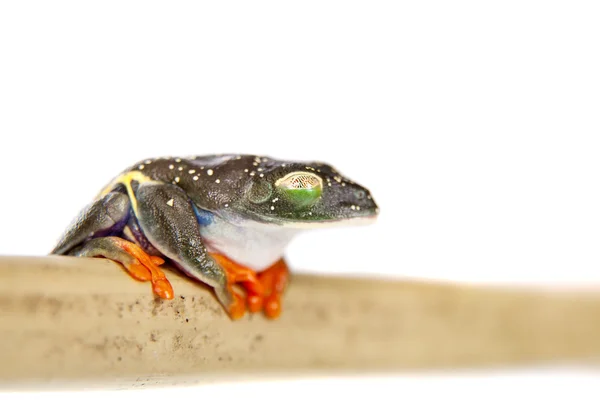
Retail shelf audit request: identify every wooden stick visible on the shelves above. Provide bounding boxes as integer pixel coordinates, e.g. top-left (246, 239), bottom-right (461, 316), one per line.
top-left (1, 255), bottom-right (600, 389)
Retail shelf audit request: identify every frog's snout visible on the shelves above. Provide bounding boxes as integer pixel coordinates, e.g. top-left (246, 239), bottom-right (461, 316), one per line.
top-left (335, 184), bottom-right (379, 220)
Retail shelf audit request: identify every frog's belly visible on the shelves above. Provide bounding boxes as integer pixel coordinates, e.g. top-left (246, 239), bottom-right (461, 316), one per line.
top-left (199, 218), bottom-right (297, 270)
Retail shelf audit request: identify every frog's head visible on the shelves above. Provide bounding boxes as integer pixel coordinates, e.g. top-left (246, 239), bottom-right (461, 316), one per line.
top-left (228, 158), bottom-right (379, 228)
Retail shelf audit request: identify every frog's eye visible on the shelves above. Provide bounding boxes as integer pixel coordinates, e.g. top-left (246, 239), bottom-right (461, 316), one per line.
top-left (275, 171), bottom-right (323, 207)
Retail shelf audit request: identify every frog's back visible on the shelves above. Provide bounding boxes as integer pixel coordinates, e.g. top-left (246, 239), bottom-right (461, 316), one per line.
top-left (114, 154), bottom-right (263, 210)
top-left (123, 154), bottom-right (235, 180)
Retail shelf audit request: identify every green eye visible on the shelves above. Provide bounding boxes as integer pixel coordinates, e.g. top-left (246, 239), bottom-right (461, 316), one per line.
top-left (276, 172), bottom-right (323, 207)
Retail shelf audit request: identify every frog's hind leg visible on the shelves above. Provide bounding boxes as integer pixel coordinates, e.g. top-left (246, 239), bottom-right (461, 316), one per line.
top-left (51, 191), bottom-right (174, 300)
top-left (70, 237), bottom-right (173, 299)
top-left (134, 182), bottom-right (263, 320)
top-left (51, 191), bottom-right (131, 255)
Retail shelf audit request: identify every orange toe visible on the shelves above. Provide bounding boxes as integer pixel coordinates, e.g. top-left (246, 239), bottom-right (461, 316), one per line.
top-left (153, 279), bottom-right (174, 300)
top-left (150, 255), bottom-right (165, 266)
top-left (263, 296), bottom-right (282, 319)
top-left (128, 261), bottom-right (152, 281)
top-left (228, 293), bottom-right (247, 320)
top-left (247, 294), bottom-right (264, 313)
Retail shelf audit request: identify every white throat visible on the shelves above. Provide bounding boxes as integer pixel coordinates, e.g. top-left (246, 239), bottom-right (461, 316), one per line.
top-left (199, 215), bottom-right (299, 270)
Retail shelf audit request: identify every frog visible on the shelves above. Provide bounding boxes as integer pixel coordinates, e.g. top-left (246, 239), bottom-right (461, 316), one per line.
top-left (51, 154), bottom-right (379, 320)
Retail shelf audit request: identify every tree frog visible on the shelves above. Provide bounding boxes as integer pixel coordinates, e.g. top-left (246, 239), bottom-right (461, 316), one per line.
top-left (51, 155), bottom-right (379, 319)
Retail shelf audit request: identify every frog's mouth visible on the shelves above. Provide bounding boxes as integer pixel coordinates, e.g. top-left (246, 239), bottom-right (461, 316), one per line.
top-left (276, 214), bottom-right (379, 229)
top-left (236, 207), bottom-right (379, 229)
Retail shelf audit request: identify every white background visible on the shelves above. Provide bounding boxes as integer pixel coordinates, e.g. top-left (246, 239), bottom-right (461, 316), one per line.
top-left (1, 1), bottom-right (600, 399)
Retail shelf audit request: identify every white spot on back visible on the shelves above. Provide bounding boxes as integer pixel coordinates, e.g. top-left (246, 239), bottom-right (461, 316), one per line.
top-left (167, 199), bottom-right (174, 207)
top-left (207, 169), bottom-right (214, 176)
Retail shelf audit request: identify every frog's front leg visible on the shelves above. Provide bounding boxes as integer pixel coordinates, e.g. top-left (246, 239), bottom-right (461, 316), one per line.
top-left (134, 182), bottom-right (263, 320)
top-left (257, 258), bottom-right (290, 319)
top-left (209, 253), bottom-right (267, 314)
top-left (51, 191), bottom-right (174, 300)
top-left (208, 253), bottom-right (290, 319)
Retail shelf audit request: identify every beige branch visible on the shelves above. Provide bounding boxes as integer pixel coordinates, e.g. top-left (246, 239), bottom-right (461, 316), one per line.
top-left (1, 255), bottom-right (600, 389)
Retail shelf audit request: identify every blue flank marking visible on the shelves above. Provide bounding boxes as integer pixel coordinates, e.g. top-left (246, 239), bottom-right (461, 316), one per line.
top-left (192, 204), bottom-right (214, 227)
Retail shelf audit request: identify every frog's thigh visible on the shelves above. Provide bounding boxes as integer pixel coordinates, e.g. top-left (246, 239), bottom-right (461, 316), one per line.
top-left (51, 192), bottom-right (130, 255)
top-left (134, 182), bottom-right (233, 308)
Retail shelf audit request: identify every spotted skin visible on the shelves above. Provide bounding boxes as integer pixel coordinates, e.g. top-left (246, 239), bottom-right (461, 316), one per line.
top-left (51, 154), bottom-right (379, 320)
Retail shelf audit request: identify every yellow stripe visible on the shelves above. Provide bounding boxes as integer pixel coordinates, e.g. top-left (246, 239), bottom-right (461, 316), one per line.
top-left (98, 171), bottom-right (155, 215)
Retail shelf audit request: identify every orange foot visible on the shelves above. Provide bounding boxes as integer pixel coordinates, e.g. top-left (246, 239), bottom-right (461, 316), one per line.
top-left (258, 258), bottom-right (289, 319)
top-left (110, 237), bottom-right (174, 300)
top-left (209, 253), bottom-right (264, 320)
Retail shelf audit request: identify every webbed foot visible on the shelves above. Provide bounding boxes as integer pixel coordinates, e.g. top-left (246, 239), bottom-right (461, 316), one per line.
top-left (71, 236), bottom-right (174, 300)
top-left (258, 258), bottom-right (289, 319)
top-left (209, 253), bottom-right (265, 318)
top-left (208, 254), bottom-right (289, 319)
